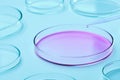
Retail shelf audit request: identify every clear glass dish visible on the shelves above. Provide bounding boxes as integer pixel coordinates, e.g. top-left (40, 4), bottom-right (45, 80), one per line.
top-left (102, 60), bottom-right (120, 80)
top-left (34, 24), bottom-right (113, 66)
top-left (0, 44), bottom-right (21, 73)
top-left (0, 6), bottom-right (23, 39)
top-left (24, 73), bottom-right (75, 80)
top-left (25, 0), bottom-right (65, 14)
top-left (70, 0), bottom-right (120, 17)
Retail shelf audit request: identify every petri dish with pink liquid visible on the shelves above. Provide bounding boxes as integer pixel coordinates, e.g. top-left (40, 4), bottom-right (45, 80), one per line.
top-left (24, 73), bottom-right (75, 80)
top-left (102, 60), bottom-right (120, 80)
top-left (34, 24), bottom-right (113, 66)
top-left (0, 44), bottom-right (21, 72)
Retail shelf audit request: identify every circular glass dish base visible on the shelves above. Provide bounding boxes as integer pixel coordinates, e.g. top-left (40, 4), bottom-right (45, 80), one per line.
top-left (0, 6), bottom-right (23, 39)
top-left (0, 20), bottom-right (23, 39)
top-left (70, 0), bottom-right (120, 17)
top-left (105, 69), bottom-right (120, 80)
top-left (26, 0), bottom-right (65, 14)
top-left (103, 60), bottom-right (120, 80)
top-left (0, 44), bottom-right (21, 73)
top-left (24, 73), bottom-right (75, 80)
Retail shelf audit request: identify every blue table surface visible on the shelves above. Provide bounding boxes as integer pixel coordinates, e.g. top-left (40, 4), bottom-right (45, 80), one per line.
top-left (0, 0), bottom-right (120, 80)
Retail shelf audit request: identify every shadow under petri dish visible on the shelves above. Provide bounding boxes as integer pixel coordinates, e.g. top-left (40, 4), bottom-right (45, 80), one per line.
top-left (70, 0), bottom-right (120, 17)
top-left (34, 25), bottom-right (113, 66)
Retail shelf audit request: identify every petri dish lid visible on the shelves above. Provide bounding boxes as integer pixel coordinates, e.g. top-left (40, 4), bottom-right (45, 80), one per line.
top-left (34, 24), bottom-right (114, 66)
top-left (24, 73), bottom-right (75, 80)
top-left (102, 60), bottom-right (120, 80)
top-left (70, 0), bottom-right (120, 17)
top-left (25, 0), bottom-right (65, 14)
top-left (0, 6), bottom-right (23, 39)
top-left (0, 44), bottom-right (21, 72)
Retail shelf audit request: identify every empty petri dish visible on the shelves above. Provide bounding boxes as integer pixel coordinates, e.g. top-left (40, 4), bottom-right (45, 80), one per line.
top-left (34, 24), bottom-right (113, 66)
top-left (25, 0), bottom-right (65, 14)
top-left (0, 44), bottom-right (21, 72)
top-left (70, 0), bottom-right (120, 17)
top-left (0, 6), bottom-right (23, 39)
top-left (102, 60), bottom-right (120, 80)
top-left (24, 73), bottom-right (75, 80)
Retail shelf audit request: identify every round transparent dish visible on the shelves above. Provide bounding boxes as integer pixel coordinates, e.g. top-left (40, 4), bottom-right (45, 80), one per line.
top-left (70, 0), bottom-right (120, 17)
top-left (0, 44), bottom-right (21, 72)
top-left (0, 6), bottom-right (23, 39)
top-left (34, 24), bottom-right (113, 66)
top-left (24, 73), bottom-right (75, 80)
top-left (25, 0), bottom-right (65, 14)
top-left (102, 60), bottom-right (120, 80)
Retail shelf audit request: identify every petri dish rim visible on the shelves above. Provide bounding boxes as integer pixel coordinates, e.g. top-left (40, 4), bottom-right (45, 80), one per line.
top-left (70, 0), bottom-right (120, 17)
top-left (34, 24), bottom-right (114, 57)
top-left (0, 5), bottom-right (23, 39)
top-left (25, 0), bottom-right (65, 15)
top-left (0, 6), bottom-right (23, 30)
top-left (102, 60), bottom-right (120, 80)
top-left (24, 73), bottom-right (76, 80)
top-left (34, 24), bottom-right (114, 66)
top-left (0, 44), bottom-right (21, 72)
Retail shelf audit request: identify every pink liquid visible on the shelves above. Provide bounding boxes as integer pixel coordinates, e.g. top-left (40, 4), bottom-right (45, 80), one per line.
top-left (36, 31), bottom-right (111, 58)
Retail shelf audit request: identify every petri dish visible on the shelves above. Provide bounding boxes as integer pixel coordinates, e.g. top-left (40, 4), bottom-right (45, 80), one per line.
top-left (25, 0), bottom-right (65, 14)
top-left (102, 60), bottom-right (120, 80)
top-left (24, 73), bottom-right (75, 80)
top-left (0, 6), bottom-right (23, 39)
top-left (0, 44), bottom-right (21, 72)
top-left (70, 0), bottom-right (120, 17)
top-left (34, 24), bottom-right (113, 66)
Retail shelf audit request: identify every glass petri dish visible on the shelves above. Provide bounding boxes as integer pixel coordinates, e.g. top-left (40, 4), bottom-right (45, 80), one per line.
top-left (34, 24), bottom-right (113, 66)
top-left (0, 44), bottom-right (21, 72)
top-left (25, 0), bottom-right (65, 14)
top-left (0, 6), bottom-right (23, 39)
top-left (102, 60), bottom-right (120, 80)
top-left (24, 73), bottom-right (75, 80)
top-left (70, 0), bottom-right (120, 17)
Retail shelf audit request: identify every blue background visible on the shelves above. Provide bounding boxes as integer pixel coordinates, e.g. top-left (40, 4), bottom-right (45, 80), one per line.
top-left (0, 0), bottom-right (120, 80)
